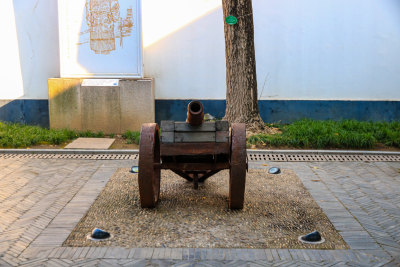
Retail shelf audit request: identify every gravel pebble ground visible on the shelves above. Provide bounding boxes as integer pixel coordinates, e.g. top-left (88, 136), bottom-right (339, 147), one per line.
top-left (64, 168), bottom-right (348, 249)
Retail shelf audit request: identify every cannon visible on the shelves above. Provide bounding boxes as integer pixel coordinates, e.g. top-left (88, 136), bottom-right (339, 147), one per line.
top-left (138, 101), bottom-right (247, 209)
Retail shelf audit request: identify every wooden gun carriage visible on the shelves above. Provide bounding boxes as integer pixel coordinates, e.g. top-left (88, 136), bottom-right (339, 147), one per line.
top-left (138, 101), bottom-right (247, 209)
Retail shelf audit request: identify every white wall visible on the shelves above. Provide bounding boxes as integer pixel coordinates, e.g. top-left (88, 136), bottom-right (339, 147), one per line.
top-left (0, 1), bottom-right (24, 99)
top-left (0, 0), bottom-right (59, 100)
top-left (143, 0), bottom-right (400, 100)
top-left (142, 0), bottom-right (226, 100)
top-left (1, 0), bottom-right (400, 101)
top-left (253, 0), bottom-right (400, 100)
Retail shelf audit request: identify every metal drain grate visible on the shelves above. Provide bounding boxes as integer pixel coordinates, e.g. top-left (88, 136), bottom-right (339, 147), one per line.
top-left (248, 153), bottom-right (288, 162)
top-left (285, 154), bottom-right (327, 162)
top-left (323, 154), bottom-right (362, 162)
top-left (362, 154), bottom-right (400, 162)
top-left (0, 151), bottom-right (399, 162)
top-left (0, 153), bottom-right (139, 160)
top-left (248, 152), bottom-right (400, 162)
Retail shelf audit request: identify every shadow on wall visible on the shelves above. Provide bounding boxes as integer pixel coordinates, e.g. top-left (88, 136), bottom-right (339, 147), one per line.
top-left (0, 100), bottom-right (49, 127)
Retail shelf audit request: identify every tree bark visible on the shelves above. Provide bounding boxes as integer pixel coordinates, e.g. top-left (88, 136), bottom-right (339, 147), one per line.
top-left (222, 0), bottom-right (264, 129)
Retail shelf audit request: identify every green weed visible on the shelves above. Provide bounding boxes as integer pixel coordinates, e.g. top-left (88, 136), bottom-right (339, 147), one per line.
top-left (122, 130), bottom-right (140, 145)
top-left (77, 130), bottom-right (105, 138)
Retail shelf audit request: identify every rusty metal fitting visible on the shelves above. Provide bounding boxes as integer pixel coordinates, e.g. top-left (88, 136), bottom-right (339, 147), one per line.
top-left (186, 101), bottom-right (204, 126)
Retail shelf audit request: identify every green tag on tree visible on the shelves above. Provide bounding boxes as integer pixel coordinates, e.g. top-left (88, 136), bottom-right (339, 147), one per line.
top-left (225, 16), bottom-right (238, 25)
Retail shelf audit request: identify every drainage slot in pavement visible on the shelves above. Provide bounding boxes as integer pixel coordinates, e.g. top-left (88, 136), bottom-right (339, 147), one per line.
top-left (0, 152), bottom-right (399, 162)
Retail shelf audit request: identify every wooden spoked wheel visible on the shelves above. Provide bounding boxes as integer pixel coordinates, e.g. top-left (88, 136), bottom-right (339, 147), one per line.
top-left (138, 123), bottom-right (161, 208)
top-left (229, 123), bottom-right (247, 209)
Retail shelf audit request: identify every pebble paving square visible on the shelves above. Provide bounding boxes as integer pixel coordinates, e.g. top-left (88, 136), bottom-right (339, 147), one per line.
top-left (64, 168), bottom-right (348, 249)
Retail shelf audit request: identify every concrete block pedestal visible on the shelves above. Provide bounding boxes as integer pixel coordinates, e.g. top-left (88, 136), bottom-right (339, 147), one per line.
top-left (48, 78), bottom-right (154, 134)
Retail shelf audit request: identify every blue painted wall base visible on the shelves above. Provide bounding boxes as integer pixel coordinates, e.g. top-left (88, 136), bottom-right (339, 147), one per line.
top-left (156, 100), bottom-right (400, 124)
top-left (0, 100), bottom-right (49, 127)
top-left (1, 99), bottom-right (399, 129)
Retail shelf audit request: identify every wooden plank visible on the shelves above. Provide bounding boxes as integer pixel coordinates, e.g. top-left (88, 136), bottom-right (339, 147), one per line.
top-left (160, 162), bottom-right (230, 171)
top-left (216, 131), bottom-right (229, 143)
top-left (216, 121), bottom-right (229, 131)
top-left (175, 132), bottom-right (215, 142)
top-left (161, 132), bottom-right (174, 143)
top-left (160, 142), bottom-right (230, 156)
top-left (174, 122), bottom-right (215, 132)
top-left (160, 120), bottom-right (175, 131)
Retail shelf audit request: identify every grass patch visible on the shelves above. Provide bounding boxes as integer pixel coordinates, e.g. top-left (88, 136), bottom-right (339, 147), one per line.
top-left (122, 130), bottom-right (140, 144)
top-left (249, 119), bottom-right (400, 149)
top-left (2, 120), bottom-right (399, 150)
top-left (0, 121), bottom-right (108, 148)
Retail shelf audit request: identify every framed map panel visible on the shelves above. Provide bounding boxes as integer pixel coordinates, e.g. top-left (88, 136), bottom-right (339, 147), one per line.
top-left (58, 0), bottom-right (143, 77)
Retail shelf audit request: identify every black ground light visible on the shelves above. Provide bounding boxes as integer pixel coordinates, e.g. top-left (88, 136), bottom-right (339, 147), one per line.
top-left (268, 167), bottom-right (281, 174)
top-left (130, 166), bottom-right (139, 173)
top-left (87, 228), bottom-right (111, 241)
top-left (298, 230), bottom-right (325, 244)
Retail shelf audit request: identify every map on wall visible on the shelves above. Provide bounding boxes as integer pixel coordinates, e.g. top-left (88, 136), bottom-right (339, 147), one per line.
top-left (58, 0), bottom-right (142, 78)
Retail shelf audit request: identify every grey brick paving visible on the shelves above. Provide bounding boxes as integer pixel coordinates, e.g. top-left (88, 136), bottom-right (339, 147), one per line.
top-left (0, 158), bottom-right (399, 266)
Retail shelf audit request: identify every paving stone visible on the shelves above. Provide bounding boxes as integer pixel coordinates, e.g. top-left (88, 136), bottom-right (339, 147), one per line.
top-left (251, 249), bottom-right (267, 260)
top-left (64, 138), bottom-right (115, 150)
top-left (345, 241), bottom-right (381, 250)
top-left (381, 245), bottom-right (400, 258)
top-left (18, 258), bottom-right (48, 267)
top-left (262, 250), bottom-right (273, 262)
top-left (49, 247), bottom-right (67, 259)
top-left (70, 247), bottom-right (86, 260)
top-left (152, 248), bottom-right (165, 259)
top-left (133, 248), bottom-right (153, 259)
top-left (277, 249), bottom-right (291, 261)
top-left (0, 258), bottom-right (15, 267)
top-left (35, 248), bottom-right (54, 259)
top-left (120, 259), bottom-right (147, 267)
top-left (1, 158), bottom-right (400, 266)
top-left (304, 250), bottom-right (322, 261)
top-left (168, 248), bottom-right (182, 260)
top-left (211, 249), bottom-right (225, 261)
top-left (83, 247), bottom-right (97, 259)
top-left (300, 250), bottom-right (311, 261)
top-left (270, 249), bottom-right (280, 261)
top-left (91, 247), bottom-right (108, 258)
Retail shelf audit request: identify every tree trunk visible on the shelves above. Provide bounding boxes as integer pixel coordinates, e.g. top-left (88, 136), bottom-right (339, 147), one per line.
top-left (222, 0), bottom-right (264, 130)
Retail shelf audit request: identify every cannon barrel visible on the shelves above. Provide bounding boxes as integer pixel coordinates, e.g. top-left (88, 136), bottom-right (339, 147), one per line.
top-left (186, 101), bottom-right (204, 126)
